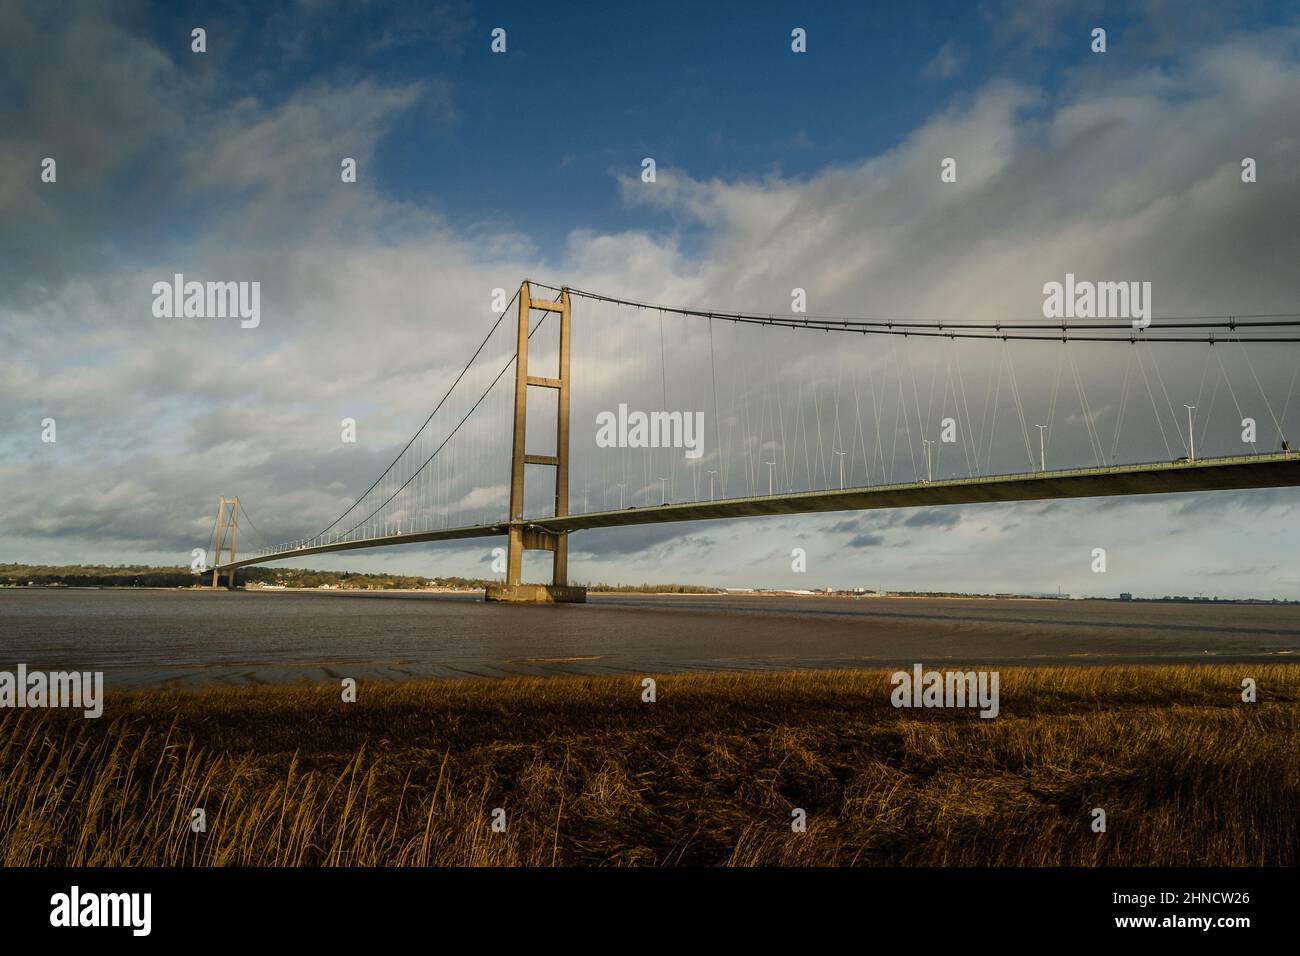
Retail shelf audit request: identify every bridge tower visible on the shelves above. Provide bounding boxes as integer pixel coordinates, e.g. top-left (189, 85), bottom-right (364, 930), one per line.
top-left (211, 495), bottom-right (240, 589)
top-left (486, 281), bottom-right (587, 603)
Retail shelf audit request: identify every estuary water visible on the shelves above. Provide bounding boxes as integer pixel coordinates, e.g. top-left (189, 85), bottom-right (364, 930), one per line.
top-left (1, 588), bottom-right (1297, 688)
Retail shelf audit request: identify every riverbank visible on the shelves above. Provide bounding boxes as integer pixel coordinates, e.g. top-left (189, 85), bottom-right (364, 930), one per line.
top-left (2, 664), bottom-right (1295, 866)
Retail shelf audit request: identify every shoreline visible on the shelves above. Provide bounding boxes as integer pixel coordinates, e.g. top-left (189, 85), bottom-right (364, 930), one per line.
top-left (5, 585), bottom-right (1295, 605)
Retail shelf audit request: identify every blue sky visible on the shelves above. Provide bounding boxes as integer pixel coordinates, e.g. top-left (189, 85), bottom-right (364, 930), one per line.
top-left (3, 0), bottom-right (1300, 597)
top-left (128, 1), bottom-right (1154, 239)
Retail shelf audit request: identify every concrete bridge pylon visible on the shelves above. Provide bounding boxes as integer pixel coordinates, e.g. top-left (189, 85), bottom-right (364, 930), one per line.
top-left (486, 281), bottom-right (587, 604)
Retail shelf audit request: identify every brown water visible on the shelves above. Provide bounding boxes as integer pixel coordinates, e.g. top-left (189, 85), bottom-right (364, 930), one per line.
top-left (1, 588), bottom-right (1298, 688)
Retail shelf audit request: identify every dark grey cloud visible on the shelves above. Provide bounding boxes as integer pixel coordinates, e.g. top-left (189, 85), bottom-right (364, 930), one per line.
top-left (902, 509), bottom-right (961, 529)
top-left (823, 507), bottom-right (961, 536)
top-left (0, 1), bottom-right (446, 302)
top-left (569, 522), bottom-right (724, 560)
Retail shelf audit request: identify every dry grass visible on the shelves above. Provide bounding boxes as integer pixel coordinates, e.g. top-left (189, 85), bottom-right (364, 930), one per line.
top-left (1, 665), bottom-right (1297, 866)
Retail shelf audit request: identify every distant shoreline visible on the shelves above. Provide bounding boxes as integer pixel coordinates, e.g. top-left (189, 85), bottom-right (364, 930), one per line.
top-left (2, 584), bottom-right (1297, 605)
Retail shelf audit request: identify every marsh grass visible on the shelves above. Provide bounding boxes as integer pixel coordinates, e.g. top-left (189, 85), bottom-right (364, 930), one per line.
top-left (1, 665), bottom-right (1296, 866)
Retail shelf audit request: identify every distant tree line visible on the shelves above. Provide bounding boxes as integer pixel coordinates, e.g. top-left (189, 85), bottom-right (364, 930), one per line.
top-left (0, 563), bottom-right (466, 590)
top-left (581, 582), bottom-right (720, 594)
top-left (0, 563), bottom-right (196, 587)
top-left (0, 563), bottom-right (712, 593)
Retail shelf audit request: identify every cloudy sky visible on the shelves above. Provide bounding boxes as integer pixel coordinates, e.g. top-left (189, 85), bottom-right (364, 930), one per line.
top-left (3, 0), bottom-right (1299, 598)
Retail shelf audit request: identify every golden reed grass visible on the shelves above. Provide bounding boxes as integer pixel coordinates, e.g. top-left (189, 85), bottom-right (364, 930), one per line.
top-left (1, 665), bottom-right (1296, 866)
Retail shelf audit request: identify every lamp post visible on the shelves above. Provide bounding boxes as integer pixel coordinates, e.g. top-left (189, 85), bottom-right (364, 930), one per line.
top-left (833, 449), bottom-right (846, 490)
top-left (1183, 405), bottom-right (1196, 461)
top-left (765, 461), bottom-right (776, 496)
top-left (707, 469), bottom-right (717, 501)
top-left (656, 476), bottom-right (667, 505)
top-left (922, 440), bottom-right (934, 483)
top-left (1036, 425), bottom-right (1047, 472)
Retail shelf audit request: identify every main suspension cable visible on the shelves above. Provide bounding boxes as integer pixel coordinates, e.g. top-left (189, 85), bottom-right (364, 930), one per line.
top-left (527, 281), bottom-right (1300, 342)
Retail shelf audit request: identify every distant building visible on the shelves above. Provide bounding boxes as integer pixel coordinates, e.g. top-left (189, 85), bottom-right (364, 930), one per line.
top-left (1119, 592), bottom-right (1133, 601)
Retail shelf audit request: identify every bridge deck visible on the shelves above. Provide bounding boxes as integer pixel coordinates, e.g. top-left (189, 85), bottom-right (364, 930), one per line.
top-left (217, 452), bottom-right (1300, 571)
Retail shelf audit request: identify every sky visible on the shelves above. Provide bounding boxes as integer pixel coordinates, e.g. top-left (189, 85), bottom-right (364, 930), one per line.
top-left (2, 0), bottom-right (1300, 598)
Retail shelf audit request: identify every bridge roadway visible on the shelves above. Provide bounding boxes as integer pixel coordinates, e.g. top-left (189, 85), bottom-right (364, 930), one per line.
top-left (216, 452), bottom-right (1300, 572)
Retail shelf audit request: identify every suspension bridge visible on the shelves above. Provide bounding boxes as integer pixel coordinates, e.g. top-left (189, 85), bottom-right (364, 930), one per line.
top-left (209, 281), bottom-right (1300, 601)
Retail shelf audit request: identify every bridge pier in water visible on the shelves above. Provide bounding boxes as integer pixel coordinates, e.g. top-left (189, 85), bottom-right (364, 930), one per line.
top-left (485, 583), bottom-right (587, 603)
top-left (485, 281), bottom-right (587, 605)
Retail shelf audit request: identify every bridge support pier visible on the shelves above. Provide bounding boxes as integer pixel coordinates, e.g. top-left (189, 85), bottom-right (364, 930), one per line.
top-left (484, 583), bottom-right (587, 604)
top-left (485, 281), bottom-right (587, 605)
top-left (211, 496), bottom-right (241, 589)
